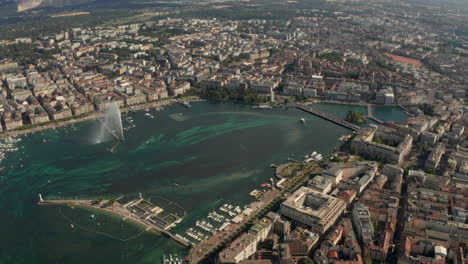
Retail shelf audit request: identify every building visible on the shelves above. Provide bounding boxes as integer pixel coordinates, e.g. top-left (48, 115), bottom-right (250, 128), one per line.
top-left (352, 203), bottom-right (374, 246)
top-left (285, 227), bottom-right (320, 256)
top-left (424, 143), bottom-right (445, 172)
top-left (219, 217), bottom-right (273, 264)
top-left (351, 127), bottom-right (413, 164)
top-left (274, 218), bottom-right (291, 237)
top-left (279, 187), bottom-right (346, 234)
top-left (308, 175), bottom-right (333, 194)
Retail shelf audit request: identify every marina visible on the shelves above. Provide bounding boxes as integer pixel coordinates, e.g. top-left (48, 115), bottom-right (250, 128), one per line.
top-left (162, 254), bottom-right (185, 264)
top-left (303, 151), bottom-right (323, 162)
top-left (176, 202), bottom-right (248, 246)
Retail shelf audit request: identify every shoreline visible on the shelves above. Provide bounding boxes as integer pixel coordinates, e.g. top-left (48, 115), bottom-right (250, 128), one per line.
top-left (1, 97), bottom-right (201, 139)
top-left (1, 97), bottom-right (412, 139)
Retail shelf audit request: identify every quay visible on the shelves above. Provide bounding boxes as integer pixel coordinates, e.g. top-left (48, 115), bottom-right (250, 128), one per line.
top-left (366, 104), bottom-right (384, 124)
top-left (295, 104), bottom-right (360, 131)
top-left (38, 197), bottom-right (190, 248)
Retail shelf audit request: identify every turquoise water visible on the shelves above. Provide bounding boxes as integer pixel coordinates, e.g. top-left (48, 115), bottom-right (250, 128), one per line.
top-left (0, 101), bottom-right (406, 263)
top-left (311, 102), bottom-right (408, 125)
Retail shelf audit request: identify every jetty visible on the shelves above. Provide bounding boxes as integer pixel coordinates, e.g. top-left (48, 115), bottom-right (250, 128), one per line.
top-left (295, 104), bottom-right (360, 131)
top-left (366, 104), bottom-right (384, 124)
top-left (37, 194), bottom-right (189, 247)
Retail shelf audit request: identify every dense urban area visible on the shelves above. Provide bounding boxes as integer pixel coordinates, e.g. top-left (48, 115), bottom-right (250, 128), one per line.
top-left (1, 0), bottom-right (467, 263)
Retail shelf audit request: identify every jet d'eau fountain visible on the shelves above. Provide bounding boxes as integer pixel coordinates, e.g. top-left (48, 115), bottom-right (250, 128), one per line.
top-left (92, 102), bottom-right (125, 150)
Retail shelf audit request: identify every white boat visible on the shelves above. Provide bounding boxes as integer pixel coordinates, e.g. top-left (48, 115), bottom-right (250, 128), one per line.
top-left (182, 101), bottom-right (191, 108)
top-left (253, 105), bottom-right (272, 109)
top-left (300, 118), bottom-right (306, 123)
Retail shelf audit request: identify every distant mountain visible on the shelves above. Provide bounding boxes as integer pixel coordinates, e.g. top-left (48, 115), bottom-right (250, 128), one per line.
top-left (405, 0), bottom-right (468, 9)
top-left (0, 0), bottom-right (95, 12)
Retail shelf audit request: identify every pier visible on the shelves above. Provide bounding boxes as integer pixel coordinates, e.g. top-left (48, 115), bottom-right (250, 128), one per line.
top-left (38, 197), bottom-right (190, 248)
top-left (366, 104), bottom-right (384, 124)
top-left (295, 104), bottom-right (360, 131)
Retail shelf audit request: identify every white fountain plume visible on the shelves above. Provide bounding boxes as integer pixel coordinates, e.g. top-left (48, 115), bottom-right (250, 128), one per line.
top-left (94, 102), bottom-right (124, 144)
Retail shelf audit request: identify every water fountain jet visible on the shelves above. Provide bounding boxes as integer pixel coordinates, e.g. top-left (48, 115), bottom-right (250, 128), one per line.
top-left (94, 102), bottom-right (124, 144)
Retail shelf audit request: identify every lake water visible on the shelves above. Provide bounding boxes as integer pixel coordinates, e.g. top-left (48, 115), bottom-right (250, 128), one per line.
top-left (0, 101), bottom-right (407, 264)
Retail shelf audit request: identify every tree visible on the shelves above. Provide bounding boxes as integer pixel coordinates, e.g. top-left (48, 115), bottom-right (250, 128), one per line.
top-left (345, 110), bottom-right (367, 124)
top-left (364, 257), bottom-right (372, 264)
top-left (299, 257), bottom-right (315, 264)
top-left (96, 196), bottom-right (104, 203)
top-left (34, 107), bottom-right (42, 115)
top-left (317, 52), bottom-right (342, 62)
top-left (374, 136), bottom-right (383, 144)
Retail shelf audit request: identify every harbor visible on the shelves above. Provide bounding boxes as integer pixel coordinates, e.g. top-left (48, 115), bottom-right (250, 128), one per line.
top-left (0, 101), bottom-right (408, 263)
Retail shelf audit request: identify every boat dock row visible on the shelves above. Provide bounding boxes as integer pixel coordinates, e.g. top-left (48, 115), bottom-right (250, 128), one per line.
top-left (175, 203), bottom-right (246, 247)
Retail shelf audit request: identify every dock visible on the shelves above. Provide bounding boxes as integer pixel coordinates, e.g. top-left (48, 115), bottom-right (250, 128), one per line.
top-left (295, 104), bottom-right (360, 131)
top-left (187, 189), bottom-right (282, 264)
top-left (366, 104), bottom-right (384, 124)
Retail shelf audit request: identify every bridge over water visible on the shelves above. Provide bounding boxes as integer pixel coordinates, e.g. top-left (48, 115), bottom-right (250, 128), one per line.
top-left (295, 104), bottom-right (361, 131)
top-left (366, 104), bottom-right (384, 124)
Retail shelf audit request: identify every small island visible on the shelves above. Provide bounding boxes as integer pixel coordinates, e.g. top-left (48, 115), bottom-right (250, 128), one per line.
top-left (345, 110), bottom-right (367, 124)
